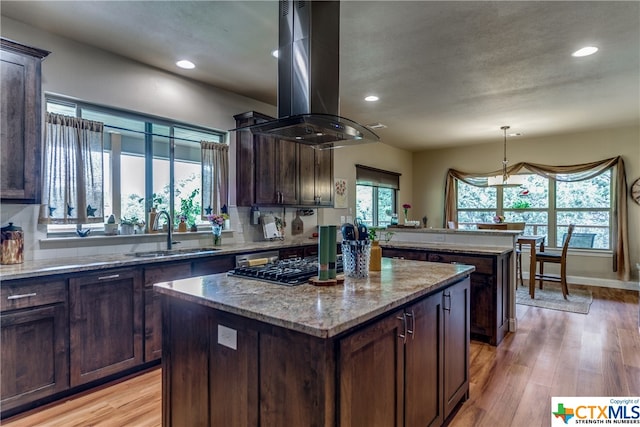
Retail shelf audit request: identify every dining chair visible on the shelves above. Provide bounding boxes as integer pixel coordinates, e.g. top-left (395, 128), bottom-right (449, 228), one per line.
top-left (535, 224), bottom-right (575, 299)
top-left (507, 222), bottom-right (526, 287)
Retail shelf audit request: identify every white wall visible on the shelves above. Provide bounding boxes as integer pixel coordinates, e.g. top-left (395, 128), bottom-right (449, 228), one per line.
top-left (412, 126), bottom-right (640, 284)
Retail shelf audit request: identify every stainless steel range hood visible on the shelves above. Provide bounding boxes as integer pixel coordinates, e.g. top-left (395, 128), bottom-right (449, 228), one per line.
top-left (233, 0), bottom-right (380, 149)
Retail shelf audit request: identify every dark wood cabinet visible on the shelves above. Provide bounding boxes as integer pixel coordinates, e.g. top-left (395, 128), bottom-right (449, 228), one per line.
top-left (69, 268), bottom-right (143, 386)
top-left (298, 144), bottom-right (333, 206)
top-left (339, 308), bottom-right (405, 427)
top-left (383, 247), bottom-right (511, 346)
top-left (191, 254), bottom-right (235, 276)
top-left (0, 38), bottom-right (49, 203)
top-left (339, 278), bottom-right (469, 427)
top-left (0, 279), bottom-right (68, 414)
top-left (143, 262), bottom-right (192, 362)
top-left (234, 111), bottom-right (333, 207)
top-left (442, 277), bottom-right (470, 419)
top-left (427, 251), bottom-right (510, 346)
top-left (255, 135), bottom-right (298, 205)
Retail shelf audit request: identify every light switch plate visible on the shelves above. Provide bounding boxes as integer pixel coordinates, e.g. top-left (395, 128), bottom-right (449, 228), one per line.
top-left (217, 324), bottom-right (237, 350)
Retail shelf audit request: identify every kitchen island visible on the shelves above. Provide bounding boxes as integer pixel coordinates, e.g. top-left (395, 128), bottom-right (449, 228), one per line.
top-left (154, 258), bottom-right (474, 427)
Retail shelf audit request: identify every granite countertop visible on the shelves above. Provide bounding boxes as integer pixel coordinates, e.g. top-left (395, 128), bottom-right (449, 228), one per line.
top-left (153, 258), bottom-right (474, 339)
top-left (380, 241), bottom-right (513, 256)
top-left (0, 241), bottom-right (316, 281)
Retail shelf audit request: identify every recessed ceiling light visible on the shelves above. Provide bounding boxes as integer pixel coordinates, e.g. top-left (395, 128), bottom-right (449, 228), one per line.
top-left (572, 46), bottom-right (598, 57)
top-left (176, 60), bottom-right (195, 69)
top-left (271, 49), bottom-right (279, 58)
top-left (364, 95), bottom-right (379, 102)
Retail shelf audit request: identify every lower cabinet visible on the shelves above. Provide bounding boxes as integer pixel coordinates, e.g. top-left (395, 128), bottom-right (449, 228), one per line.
top-left (339, 277), bottom-right (469, 426)
top-left (162, 276), bottom-right (470, 427)
top-left (143, 262), bottom-right (192, 362)
top-left (0, 279), bottom-right (68, 414)
top-left (383, 247), bottom-right (510, 346)
top-left (69, 268), bottom-right (143, 386)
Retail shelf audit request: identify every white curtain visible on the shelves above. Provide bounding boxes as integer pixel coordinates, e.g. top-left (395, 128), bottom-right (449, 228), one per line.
top-left (201, 141), bottom-right (229, 217)
top-left (39, 113), bottom-right (104, 224)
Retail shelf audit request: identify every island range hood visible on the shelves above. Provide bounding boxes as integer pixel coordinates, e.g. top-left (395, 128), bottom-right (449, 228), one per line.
top-left (232, 0), bottom-right (380, 149)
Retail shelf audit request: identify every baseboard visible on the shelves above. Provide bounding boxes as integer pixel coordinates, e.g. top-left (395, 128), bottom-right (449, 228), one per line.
top-left (522, 272), bottom-right (639, 291)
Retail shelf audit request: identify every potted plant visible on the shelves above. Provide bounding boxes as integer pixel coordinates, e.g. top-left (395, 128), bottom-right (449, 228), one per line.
top-left (120, 217), bottom-right (137, 235)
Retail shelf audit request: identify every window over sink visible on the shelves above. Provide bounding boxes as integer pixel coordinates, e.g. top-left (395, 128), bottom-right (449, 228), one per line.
top-left (45, 95), bottom-right (226, 236)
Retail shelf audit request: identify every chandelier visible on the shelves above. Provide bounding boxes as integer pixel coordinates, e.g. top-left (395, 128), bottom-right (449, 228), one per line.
top-left (487, 125), bottom-right (525, 187)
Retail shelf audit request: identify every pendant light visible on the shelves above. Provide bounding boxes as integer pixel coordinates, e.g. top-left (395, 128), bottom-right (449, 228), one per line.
top-left (487, 125), bottom-right (525, 187)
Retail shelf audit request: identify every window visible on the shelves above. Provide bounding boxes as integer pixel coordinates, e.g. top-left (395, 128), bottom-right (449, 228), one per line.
top-left (355, 165), bottom-right (400, 227)
top-left (46, 96), bottom-right (225, 234)
top-left (455, 170), bottom-right (612, 250)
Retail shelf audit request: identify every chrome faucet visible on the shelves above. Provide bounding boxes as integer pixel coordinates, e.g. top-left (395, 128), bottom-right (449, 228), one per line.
top-left (153, 210), bottom-right (173, 250)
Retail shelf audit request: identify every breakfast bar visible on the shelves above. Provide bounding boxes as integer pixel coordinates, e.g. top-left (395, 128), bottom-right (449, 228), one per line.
top-left (154, 258), bottom-right (474, 427)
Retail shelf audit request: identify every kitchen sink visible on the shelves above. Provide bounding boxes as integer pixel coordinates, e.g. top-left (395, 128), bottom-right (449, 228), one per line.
top-left (126, 247), bottom-right (220, 258)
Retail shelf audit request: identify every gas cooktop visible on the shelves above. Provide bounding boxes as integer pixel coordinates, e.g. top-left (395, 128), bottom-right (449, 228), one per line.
top-left (228, 255), bottom-right (343, 286)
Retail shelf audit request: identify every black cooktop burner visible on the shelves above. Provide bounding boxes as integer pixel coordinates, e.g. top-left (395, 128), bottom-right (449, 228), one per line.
top-left (228, 256), bottom-right (343, 286)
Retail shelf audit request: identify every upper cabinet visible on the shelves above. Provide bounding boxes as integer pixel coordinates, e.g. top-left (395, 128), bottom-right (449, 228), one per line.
top-left (234, 111), bottom-right (334, 207)
top-left (1, 38), bottom-right (50, 204)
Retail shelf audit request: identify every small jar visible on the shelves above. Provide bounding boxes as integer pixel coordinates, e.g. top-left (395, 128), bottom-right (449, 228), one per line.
top-left (1, 223), bottom-right (24, 265)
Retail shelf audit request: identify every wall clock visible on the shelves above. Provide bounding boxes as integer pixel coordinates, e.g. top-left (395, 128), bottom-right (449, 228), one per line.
top-left (632, 178), bottom-right (640, 205)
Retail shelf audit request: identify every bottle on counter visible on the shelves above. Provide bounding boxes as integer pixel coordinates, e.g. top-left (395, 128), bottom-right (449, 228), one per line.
top-left (369, 240), bottom-right (382, 271)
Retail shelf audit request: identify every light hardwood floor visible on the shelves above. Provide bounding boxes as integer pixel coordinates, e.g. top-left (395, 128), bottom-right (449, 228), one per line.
top-left (3, 285), bottom-right (638, 427)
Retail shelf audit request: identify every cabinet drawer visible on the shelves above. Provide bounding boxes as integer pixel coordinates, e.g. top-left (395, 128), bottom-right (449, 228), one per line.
top-left (1, 280), bottom-right (66, 311)
top-left (382, 248), bottom-right (427, 261)
top-left (144, 262), bottom-right (192, 288)
top-left (192, 256), bottom-right (234, 276)
top-left (427, 253), bottom-right (493, 275)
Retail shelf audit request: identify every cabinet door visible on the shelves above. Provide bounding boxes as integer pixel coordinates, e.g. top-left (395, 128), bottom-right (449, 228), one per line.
top-left (1, 303), bottom-right (68, 413)
top-left (191, 255), bottom-right (235, 276)
top-left (143, 262), bottom-right (191, 362)
top-left (256, 136), bottom-right (298, 205)
top-left (0, 46), bottom-right (45, 203)
top-left (299, 145), bottom-right (334, 206)
top-left (404, 293), bottom-right (444, 427)
top-left (442, 278), bottom-right (470, 419)
top-left (69, 268), bottom-right (143, 386)
top-left (339, 309), bottom-right (405, 427)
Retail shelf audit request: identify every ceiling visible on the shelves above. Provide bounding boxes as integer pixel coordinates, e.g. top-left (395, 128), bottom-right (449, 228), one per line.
top-left (2, 1), bottom-right (639, 151)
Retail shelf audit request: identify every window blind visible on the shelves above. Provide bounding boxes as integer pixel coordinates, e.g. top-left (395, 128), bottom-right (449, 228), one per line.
top-left (355, 164), bottom-right (401, 189)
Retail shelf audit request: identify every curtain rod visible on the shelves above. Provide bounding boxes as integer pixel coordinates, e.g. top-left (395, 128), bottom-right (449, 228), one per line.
top-left (103, 124), bottom-right (224, 145)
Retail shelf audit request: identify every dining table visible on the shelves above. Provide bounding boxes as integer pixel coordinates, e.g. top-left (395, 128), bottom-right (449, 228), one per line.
top-left (517, 235), bottom-right (546, 298)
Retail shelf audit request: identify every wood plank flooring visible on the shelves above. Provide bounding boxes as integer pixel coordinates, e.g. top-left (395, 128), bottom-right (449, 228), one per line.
top-left (3, 285), bottom-right (638, 427)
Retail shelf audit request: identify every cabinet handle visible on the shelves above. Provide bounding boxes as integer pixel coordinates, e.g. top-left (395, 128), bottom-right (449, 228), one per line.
top-left (405, 310), bottom-right (415, 340)
top-left (443, 292), bottom-right (451, 312)
top-left (7, 292), bottom-right (37, 300)
top-left (397, 313), bottom-right (407, 344)
top-left (98, 274), bottom-right (120, 280)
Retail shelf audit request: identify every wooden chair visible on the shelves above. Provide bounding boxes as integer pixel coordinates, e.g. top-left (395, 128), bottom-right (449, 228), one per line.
top-left (506, 222), bottom-right (526, 287)
top-left (535, 224), bottom-right (575, 299)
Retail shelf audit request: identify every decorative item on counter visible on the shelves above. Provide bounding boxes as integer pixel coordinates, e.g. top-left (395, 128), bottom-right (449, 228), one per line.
top-left (1, 223), bottom-right (24, 265)
top-left (422, 216), bottom-right (428, 228)
top-left (208, 213), bottom-right (225, 246)
top-left (368, 227), bottom-right (382, 272)
top-left (390, 213), bottom-right (399, 225)
top-left (177, 215), bottom-right (188, 232)
top-left (341, 220), bottom-right (370, 278)
top-left (105, 214), bottom-right (119, 235)
top-left (493, 215), bottom-right (505, 223)
top-left (190, 224), bottom-right (198, 232)
top-left (120, 217), bottom-right (136, 235)
top-left (76, 227), bottom-right (91, 237)
top-left (318, 225), bottom-right (331, 280)
top-left (402, 203), bottom-right (411, 223)
top-left (250, 204), bottom-right (261, 225)
top-left (328, 225), bottom-right (337, 279)
top-left (147, 207), bottom-right (157, 234)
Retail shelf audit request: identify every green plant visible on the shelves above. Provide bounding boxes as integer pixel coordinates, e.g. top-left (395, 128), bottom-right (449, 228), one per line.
top-left (178, 188), bottom-right (200, 226)
top-left (512, 200), bottom-right (531, 209)
top-left (368, 227), bottom-right (395, 243)
top-left (120, 216), bottom-right (139, 226)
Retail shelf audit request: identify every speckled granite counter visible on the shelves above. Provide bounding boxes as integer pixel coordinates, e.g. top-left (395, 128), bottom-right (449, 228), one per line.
top-left (380, 241), bottom-right (512, 255)
top-left (0, 241), bottom-right (313, 281)
top-left (153, 257), bottom-right (474, 338)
